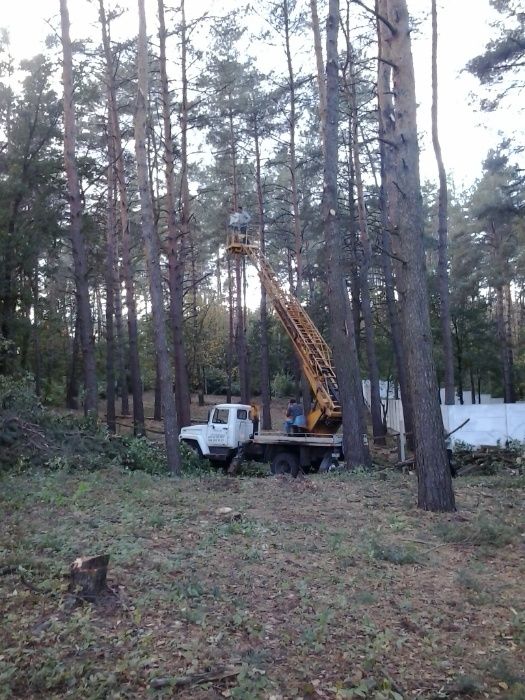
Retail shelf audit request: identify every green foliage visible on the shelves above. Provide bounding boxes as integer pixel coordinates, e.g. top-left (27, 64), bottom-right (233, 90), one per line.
top-left (179, 441), bottom-right (214, 475)
top-left (271, 371), bottom-right (295, 398)
top-left (435, 515), bottom-right (518, 547)
top-left (119, 435), bottom-right (167, 475)
top-left (367, 538), bottom-right (420, 566)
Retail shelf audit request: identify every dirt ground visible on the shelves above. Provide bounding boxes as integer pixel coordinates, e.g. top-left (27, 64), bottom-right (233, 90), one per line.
top-left (1, 467), bottom-right (524, 699)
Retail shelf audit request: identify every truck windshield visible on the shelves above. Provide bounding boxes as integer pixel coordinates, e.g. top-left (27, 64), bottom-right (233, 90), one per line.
top-left (212, 408), bottom-right (229, 424)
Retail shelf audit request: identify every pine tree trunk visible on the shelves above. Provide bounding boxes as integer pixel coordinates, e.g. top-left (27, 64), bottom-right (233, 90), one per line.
top-left (135, 0), bottom-right (181, 475)
top-left (235, 257), bottom-right (250, 403)
top-left (254, 118), bottom-right (272, 430)
top-left (376, 14), bottom-right (415, 448)
top-left (345, 61), bottom-right (386, 442)
top-left (113, 250), bottom-right (130, 416)
top-left (98, 0), bottom-right (144, 434)
top-left (158, 0), bottom-right (191, 427)
top-left (323, 0), bottom-right (370, 468)
top-left (66, 313), bottom-right (80, 410)
top-left (383, 0), bottom-right (455, 511)
top-left (154, 358), bottom-right (162, 421)
top-left (226, 256), bottom-right (233, 403)
top-left (496, 282), bottom-right (515, 403)
top-left (60, 0), bottom-right (98, 417)
top-left (105, 136), bottom-right (117, 434)
top-left (431, 0), bottom-right (454, 406)
top-left (310, 0), bottom-right (327, 150)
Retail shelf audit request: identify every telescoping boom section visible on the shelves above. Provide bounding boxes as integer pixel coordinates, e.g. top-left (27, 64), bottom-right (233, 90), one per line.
top-left (227, 234), bottom-right (342, 435)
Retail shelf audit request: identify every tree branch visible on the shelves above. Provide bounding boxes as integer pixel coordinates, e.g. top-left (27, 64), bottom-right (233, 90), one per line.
top-left (351, 0), bottom-right (397, 35)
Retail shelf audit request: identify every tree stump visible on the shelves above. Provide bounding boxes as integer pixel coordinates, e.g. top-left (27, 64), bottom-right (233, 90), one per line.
top-left (69, 554), bottom-right (110, 602)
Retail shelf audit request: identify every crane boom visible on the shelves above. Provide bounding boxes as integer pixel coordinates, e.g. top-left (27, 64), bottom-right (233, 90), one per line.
top-left (227, 235), bottom-right (342, 434)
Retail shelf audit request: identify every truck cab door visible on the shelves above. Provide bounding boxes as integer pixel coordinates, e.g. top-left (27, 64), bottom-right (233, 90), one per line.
top-left (207, 407), bottom-right (230, 447)
top-left (236, 407), bottom-right (251, 443)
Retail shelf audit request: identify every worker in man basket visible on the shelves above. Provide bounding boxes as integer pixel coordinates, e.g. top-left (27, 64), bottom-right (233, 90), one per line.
top-left (237, 205), bottom-right (251, 244)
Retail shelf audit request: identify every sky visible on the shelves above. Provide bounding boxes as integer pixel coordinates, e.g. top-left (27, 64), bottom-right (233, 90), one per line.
top-left (0, 0), bottom-right (518, 190)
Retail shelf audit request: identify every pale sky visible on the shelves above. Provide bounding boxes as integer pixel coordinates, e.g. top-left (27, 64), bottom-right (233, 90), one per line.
top-left (1, 0), bottom-right (519, 189)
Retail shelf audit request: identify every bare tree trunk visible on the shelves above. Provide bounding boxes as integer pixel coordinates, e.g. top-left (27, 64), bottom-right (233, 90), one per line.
top-left (235, 258), bottom-right (250, 403)
top-left (113, 250), bottom-right (130, 416)
top-left (154, 358), bottom-right (162, 420)
top-left (431, 0), bottom-right (454, 406)
top-left (323, 0), bottom-right (370, 468)
top-left (30, 273), bottom-right (42, 397)
top-left (105, 132), bottom-right (117, 433)
top-left (66, 313), bottom-right (80, 410)
top-left (283, 0), bottom-right (311, 412)
top-left (344, 53), bottom-right (386, 442)
top-left (60, 0), bottom-right (98, 416)
top-left (496, 282), bottom-right (515, 403)
top-left (226, 256), bottom-right (233, 403)
top-left (98, 0), bottom-right (144, 434)
top-left (309, 0), bottom-right (327, 148)
top-left (382, 0), bottom-right (454, 511)
top-left (376, 0), bottom-right (414, 448)
top-left (135, 0), bottom-right (181, 475)
top-left (254, 117), bottom-right (272, 429)
top-left (158, 0), bottom-right (191, 427)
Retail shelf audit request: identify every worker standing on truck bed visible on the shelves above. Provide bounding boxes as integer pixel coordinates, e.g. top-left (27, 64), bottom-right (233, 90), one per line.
top-left (249, 402), bottom-right (260, 436)
top-left (285, 398), bottom-right (304, 434)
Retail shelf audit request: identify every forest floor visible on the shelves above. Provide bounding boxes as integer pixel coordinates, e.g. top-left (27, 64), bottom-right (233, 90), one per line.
top-left (1, 467), bottom-right (524, 699)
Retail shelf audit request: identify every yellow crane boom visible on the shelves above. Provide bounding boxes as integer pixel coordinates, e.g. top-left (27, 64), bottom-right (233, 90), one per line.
top-left (227, 234), bottom-right (342, 435)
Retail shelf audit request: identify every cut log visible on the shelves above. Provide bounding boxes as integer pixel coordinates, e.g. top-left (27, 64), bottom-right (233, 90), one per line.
top-left (69, 554), bottom-right (109, 601)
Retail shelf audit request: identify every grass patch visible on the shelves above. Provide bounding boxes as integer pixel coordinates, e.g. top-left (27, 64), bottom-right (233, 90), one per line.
top-left (367, 538), bottom-right (421, 565)
top-left (434, 514), bottom-right (519, 547)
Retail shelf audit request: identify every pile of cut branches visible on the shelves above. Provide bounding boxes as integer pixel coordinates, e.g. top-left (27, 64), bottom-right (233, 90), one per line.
top-left (454, 444), bottom-right (523, 476)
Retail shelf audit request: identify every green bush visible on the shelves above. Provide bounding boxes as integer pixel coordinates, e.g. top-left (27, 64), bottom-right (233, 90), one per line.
top-left (120, 435), bottom-right (167, 475)
top-left (271, 371), bottom-right (295, 398)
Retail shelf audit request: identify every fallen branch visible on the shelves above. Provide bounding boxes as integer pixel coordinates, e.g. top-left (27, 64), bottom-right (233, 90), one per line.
top-left (150, 666), bottom-right (241, 689)
top-left (445, 418), bottom-right (470, 439)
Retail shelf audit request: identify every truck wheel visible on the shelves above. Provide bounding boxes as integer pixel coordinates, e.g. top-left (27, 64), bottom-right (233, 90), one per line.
top-left (182, 440), bottom-right (202, 458)
top-left (271, 451), bottom-right (299, 477)
top-left (319, 452), bottom-right (338, 473)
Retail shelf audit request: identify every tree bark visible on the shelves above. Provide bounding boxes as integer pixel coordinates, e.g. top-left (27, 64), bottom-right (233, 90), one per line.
top-left (66, 313), bottom-right (80, 410)
top-left (344, 53), bottom-right (386, 442)
top-left (98, 0), bottom-right (144, 435)
top-left (158, 0), bottom-right (191, 427)
top-left (382, 0), bottom-right (455, 511)
top-left (431, 0), bottom-right (454, 406)
top-left (376, 5), bottom-right (414, 448)
top-left (253, 116), bottom-right (272, 429)
top-left (135, 0), bottom-right (181, 475)
top-left (105, 133), bottom-right (117, 433)
top-left (323, 0), bottom-right (370, 468)
top-left (60, 0), bottom-right (98, 417)
top-left (310, 0), bottom-right (327, 151)
top-left (113, 242), bottom-right (130, 416)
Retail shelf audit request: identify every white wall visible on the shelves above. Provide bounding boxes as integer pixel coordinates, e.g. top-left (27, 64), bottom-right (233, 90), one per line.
top-left (441, 404), bottom-right (525, 447)
top-left (363, 382), bottom-right (525, 447)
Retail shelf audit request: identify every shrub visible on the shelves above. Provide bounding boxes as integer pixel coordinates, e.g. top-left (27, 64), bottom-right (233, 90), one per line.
top-left (271, 371), bottom-right (295, 398)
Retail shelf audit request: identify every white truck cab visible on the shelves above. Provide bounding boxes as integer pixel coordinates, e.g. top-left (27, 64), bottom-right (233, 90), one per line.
top-left (179, 403), bottom-right (253, 462)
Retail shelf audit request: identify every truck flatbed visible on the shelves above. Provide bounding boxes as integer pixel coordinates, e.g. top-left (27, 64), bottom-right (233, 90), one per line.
top-left (252, 431), bottom-right (342, 447)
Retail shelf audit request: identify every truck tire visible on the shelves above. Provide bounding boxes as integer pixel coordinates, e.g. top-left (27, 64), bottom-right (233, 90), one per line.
top-left (271, 451), bottom-right (299, 477)
top-left (182, 440), bottom-right (202, 458)
top-left (319, 452), bottom-right (338, 473)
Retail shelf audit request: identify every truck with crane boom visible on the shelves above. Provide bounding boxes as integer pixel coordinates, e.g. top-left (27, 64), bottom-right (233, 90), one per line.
top-left (179, 233), bottom-right (345, 475)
